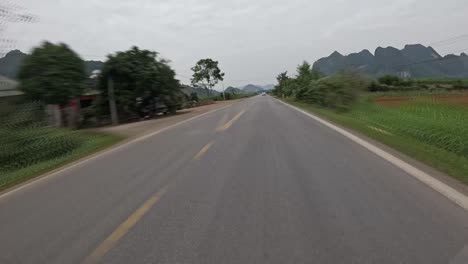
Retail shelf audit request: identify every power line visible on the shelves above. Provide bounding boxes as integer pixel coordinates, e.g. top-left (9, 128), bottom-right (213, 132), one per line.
top-left (430, 34), bottom-right (468, 47)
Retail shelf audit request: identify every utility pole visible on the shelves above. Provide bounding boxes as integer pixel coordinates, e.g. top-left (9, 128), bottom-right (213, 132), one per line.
top-left (108, 77), bottom-right (119, 125)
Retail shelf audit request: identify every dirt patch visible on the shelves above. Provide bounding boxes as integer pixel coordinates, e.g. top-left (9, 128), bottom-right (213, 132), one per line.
top-left (375, 95), bottom-right (468, 107)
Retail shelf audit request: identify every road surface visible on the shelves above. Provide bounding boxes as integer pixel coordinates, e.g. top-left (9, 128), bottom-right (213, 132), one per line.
top-left (1, 96), bottom-right (468, 264)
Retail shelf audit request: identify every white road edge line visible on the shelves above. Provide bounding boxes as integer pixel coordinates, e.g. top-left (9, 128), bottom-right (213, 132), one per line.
top-left (276, 98), bottom-right (468, 212)
top-left (0, 102), bottom-right (238, 200)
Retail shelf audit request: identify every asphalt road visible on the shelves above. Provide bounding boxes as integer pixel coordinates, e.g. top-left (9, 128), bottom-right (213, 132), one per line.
top-left (1, 96), bottom-right (468, 264)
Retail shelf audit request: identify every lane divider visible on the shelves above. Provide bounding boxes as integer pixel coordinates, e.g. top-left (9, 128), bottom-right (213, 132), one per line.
top-left (276, 98), bottom-right (468, 212)
top-left (216, 110), bottom-right (246, 132)
top-left (194, 141), bottom-right (215, 160)
top-left (216, 113), bottom-right (229, 129)
top-left (82, 186), bottom-right (168, 264)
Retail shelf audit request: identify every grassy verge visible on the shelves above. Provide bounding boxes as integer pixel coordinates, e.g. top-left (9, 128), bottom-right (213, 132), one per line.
top-left (0, 132), bottom-right (123, 192)
top-left (282, 98), bottom-right (468, 185)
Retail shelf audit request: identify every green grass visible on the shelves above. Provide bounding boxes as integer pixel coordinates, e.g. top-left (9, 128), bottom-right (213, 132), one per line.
top-left (0, 132), bottom-right (123, 192)
top-left (283, 98), bottom-right (468, 185)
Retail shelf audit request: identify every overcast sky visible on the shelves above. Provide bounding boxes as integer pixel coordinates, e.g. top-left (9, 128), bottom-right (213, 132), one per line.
top-left (7, 0), bottom-right (468, 88)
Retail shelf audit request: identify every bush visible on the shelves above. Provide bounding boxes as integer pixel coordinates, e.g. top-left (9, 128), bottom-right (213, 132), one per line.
top-left (368, 81), bottom-right (390, 92)
top-left (378, 75), bottom-right (403, 86)
top-left (296, 73), bottom-right (367, 112)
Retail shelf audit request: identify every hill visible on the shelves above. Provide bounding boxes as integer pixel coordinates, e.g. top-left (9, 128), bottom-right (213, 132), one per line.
top-left (225, 86), bottom-right (243, 94)
top-left (242, 84), bottom-right (265, 93)
top-left (0, 50), bottom-right (104, 79)
top-left (313, 44), bottom-right (468, 78)
top-left (0, 50), bottom-right (28, 79)
top-left (181, 85), bottom-right (220, 97)
top-left (85, 61), bottom-right (104, 76)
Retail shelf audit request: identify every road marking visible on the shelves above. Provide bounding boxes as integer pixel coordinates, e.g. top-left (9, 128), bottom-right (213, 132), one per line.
top-left (0, 101), bottom-right (240, 201)
top-left (216, 110), bottom-right (246, 131)
top-left (82, 187), bottom-right (168, 264)
top-left (194, 141), bottom-right (215, 160)
top-left (276, 98), bottom-right (468, 212)
top-left (216, 113), bottom-right (229, 128)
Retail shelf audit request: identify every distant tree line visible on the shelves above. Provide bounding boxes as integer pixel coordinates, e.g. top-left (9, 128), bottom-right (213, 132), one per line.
top-left (368, 75), bottom-right (468, 92)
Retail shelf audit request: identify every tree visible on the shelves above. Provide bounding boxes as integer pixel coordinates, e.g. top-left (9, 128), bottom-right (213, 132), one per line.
top-left (191, 58), bottom-right (224, 95)
top-left (273, 71), bottom-right (289, 97)
top-left (97, 46), bottom-right (182, 118)
top-left (18, 42), bottom-right (86, 105)
top-left (296, 61), bottom-right (321, 86)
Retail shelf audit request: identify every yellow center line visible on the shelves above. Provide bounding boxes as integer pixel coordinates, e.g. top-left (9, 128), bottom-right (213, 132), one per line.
top-left (193, 141), bottom-right (215, 160)
top-left (216, 113), bottom-right (229, 128)
top-left (216, 110), bottom-right (246, 132)
top-left (82, 187), bottom-right (168, 264)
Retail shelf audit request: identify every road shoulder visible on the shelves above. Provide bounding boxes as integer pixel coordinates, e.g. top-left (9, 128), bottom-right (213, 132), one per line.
top-left (276, 97), bottom-right (468, 211)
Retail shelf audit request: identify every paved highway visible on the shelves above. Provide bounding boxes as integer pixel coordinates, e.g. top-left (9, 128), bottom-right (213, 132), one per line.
top-left (1, 96), bottom-right (468, 263)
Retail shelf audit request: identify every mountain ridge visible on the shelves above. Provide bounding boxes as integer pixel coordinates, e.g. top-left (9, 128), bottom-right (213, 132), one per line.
top-left (313, 44), bottom-right (468, 78)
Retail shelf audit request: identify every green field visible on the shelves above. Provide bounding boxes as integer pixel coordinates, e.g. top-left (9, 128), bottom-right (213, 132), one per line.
top-left (0, 103), bottom-right (123, 191)
top-left (284, 97), bottom-right (468, 185)
top-left (0, 131), bottom-right (122, 191)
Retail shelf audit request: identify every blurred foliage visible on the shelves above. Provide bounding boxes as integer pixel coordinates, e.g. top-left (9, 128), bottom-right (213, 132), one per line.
top-left (18, 42), bottom-right (87, 105)
top-left (97, 46), bottom-right (183, 119)
top-left (272, 61), bottom-right (366, 111)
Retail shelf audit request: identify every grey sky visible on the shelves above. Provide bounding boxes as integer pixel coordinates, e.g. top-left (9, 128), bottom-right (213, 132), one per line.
top-left (9, 0), bottom-right (468, 88)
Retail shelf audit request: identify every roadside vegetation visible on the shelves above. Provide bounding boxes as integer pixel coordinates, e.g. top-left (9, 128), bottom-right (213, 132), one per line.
top-left (3, 39), bottom-right (253, 190)
top-left (273, 62), bottom-right (468, 184)
top-left (0, 102), bottom-right (121, 191)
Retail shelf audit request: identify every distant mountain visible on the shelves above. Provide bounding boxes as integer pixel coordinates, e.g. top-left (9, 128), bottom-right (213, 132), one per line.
top-left (85, 61), bottom-right (104, 76)
top-left (225, 86), bottom-right (243, 94)
top-left (0, 50), bottom-right (104, 79)
top-left (181, 85), bottom-right (220, 97)
top-left (242, 84), bottom-right (265, 93)
top-left (0, 50), bottom-right (28, 79)
top-left (313, 44), bottom-right (468, 78)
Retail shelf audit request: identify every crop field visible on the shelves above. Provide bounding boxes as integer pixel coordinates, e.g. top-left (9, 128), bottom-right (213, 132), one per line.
top-left (375, 94), bottom-right (468, 107)
top-left (286, 94), bottom-right (468, 184)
